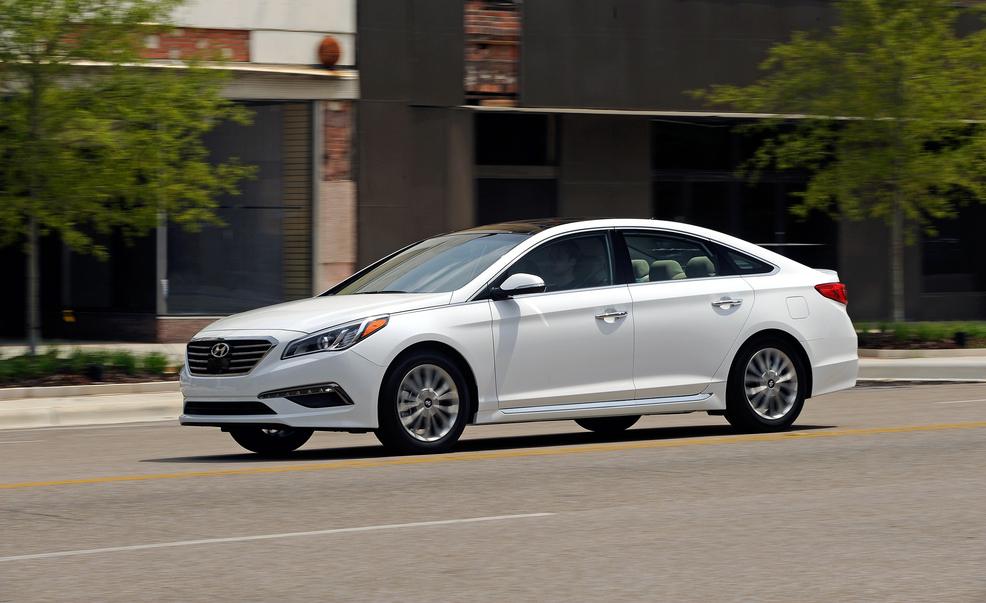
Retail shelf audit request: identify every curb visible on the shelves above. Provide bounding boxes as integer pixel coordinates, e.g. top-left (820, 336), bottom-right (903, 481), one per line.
top-left (0, 381), bottom-right (179, 402)
top-left (0, 393), bottom-right (182, 431)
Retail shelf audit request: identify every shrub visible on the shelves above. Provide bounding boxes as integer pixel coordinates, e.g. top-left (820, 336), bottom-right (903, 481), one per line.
top-left (66, 348), bottom-right (89, 374)
top-left (141, 352), bottom-right (170, 375)
top-left (108, 350), bottom-right (138, 375)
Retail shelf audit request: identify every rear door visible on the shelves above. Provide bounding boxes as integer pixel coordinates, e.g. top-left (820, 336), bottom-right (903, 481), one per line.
top-left (618, 230), bottom-right (754, 398)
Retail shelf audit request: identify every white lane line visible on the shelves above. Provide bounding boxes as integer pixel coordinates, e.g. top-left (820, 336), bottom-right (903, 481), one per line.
top-left (0, 440), bottom-right (42, 444)
top-left (937, 398), bottom-right (986, 405)
top-left (0, 513), bottom-right (555, 562)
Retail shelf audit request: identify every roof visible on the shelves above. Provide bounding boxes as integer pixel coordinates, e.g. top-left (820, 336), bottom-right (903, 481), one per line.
top-left (460, 218), bottom-right (588, 235)
top-left (458, 217), bottom-right (805, 271)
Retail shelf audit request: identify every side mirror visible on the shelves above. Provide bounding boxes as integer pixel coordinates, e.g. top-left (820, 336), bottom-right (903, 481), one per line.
top-left (491, 273), bottom-right (546, 300)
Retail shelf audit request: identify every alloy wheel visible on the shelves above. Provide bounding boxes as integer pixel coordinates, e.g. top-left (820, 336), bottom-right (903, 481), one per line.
top-left (397, 364), bottom-right (460, 442)
top-left (744, 347), bottom-right (799, 420)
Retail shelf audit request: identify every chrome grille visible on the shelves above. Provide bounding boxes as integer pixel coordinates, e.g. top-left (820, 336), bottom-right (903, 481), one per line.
top-left (186, 339), bottom-right (273, 376)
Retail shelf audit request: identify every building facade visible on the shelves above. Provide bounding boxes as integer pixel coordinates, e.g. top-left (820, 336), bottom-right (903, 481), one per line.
top-left (4, 0), bottom-right (984, 343)
top-left (2, 0), bottom-right (360, 342)
top-left (355, 0), bottom-right (986, 322)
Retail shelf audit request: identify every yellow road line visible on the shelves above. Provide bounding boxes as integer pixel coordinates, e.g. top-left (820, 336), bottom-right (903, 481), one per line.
top-left (3, 421), bottom-right (985, 491)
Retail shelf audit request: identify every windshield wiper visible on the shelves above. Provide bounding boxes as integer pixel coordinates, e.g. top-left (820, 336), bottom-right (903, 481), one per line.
top-left (353, 290), bottom-right (409, 294)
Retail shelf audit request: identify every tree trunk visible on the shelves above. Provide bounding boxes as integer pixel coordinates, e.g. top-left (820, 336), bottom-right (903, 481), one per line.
top-left (26, 67), bottom-right (43, 354)
top-left (890, 200), bottom-right (906, 322)
top-left (26, 216), bottom-right (41, 354)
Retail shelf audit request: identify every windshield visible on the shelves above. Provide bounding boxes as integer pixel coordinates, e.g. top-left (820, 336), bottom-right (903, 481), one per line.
top-left (330, 232), bottom-right (529, 295)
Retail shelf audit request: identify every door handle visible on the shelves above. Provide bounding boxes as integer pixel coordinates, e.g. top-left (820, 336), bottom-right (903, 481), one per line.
top-left (595, 310), bottom-right (628, 320)
top-left (712, 298), bottom-right (743, 309)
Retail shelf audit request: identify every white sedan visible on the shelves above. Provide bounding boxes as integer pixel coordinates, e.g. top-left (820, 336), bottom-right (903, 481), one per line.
top-left (180, 219), bottom-right (857, 455)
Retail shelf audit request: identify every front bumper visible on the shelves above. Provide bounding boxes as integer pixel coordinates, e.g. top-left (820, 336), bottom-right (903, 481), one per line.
top-left (179, 330), bottom-right (386, 430)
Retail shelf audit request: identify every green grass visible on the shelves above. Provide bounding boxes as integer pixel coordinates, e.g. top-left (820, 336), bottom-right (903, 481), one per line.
top-left (0, 349), bottom-right (177, 385)
top-left (855, 321), bottom-right (986, 345)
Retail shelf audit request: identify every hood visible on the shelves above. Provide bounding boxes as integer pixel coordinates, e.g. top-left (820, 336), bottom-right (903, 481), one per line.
top-left (200, 292), bottom-right (453, 334)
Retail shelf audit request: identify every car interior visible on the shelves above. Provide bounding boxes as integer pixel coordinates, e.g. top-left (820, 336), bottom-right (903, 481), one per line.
top-left (625, 234), bottom-right (719, 283)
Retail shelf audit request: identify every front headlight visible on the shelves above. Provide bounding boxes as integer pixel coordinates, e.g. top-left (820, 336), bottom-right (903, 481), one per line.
top-left (282, 315), bottom-right (389, 359)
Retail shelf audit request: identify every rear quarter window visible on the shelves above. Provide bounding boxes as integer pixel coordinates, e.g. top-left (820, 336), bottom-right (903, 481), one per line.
top-left (719, 247), bottom-right (775, 276)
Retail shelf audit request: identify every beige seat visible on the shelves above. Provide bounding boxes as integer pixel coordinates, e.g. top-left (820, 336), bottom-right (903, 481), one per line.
top-left (649, 259), bottom-right (686, 281)
top-left (685, 256), bottom-right (716, 278)
top-left (631, 259), bottom-right (650, 282)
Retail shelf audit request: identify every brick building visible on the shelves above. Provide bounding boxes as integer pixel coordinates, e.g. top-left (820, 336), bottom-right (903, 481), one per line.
top-left (2, 0), bottom-right (360, 342)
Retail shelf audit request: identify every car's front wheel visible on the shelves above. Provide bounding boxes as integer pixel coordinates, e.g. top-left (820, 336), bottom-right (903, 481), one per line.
top-left (375, 351), bottom-right (471, 454)
top-left (724, 338), bottom-right (806, 432)
top-left (575, 415), bottom-right (640, 435)
top-left (228, 427), bottom-right (314, 456)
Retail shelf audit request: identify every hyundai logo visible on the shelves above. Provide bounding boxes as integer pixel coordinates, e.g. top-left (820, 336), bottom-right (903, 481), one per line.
top-left (210, 342), bottom-right (231, 358)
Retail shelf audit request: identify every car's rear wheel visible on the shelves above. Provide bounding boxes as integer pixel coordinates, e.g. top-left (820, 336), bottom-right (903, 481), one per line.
top-left (724, 338), bottom-right (806, 432)
top-left (575, 415), bottom-right (640, 435)
top-left (228, 427), bottom-right (313, 456)
top-left (375, 351), bottom-right (471, 454)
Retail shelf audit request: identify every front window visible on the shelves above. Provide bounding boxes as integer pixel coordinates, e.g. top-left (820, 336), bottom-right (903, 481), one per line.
top-left (501, 232), bottom-right (614, 293)
top-left (330, 233), bottom-right (529, 295)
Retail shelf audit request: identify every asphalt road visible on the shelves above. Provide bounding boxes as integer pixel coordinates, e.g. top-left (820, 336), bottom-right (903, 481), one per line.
top-left (2, 384), bottom-right (985, 602)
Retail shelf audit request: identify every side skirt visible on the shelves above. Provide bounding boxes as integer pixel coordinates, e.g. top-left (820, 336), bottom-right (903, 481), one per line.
top-left (476, 393), bottom-right (722, 425)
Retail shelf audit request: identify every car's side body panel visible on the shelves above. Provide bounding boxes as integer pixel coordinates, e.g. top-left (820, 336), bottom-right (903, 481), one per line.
top-left (629, 276), bottom-right (755, 398)
top-left (489, 285), bottom-right (634, 409)
top-left (707, 269), bottom-right (858, 399)
top-left (350, 300), bottom-right (499, 419)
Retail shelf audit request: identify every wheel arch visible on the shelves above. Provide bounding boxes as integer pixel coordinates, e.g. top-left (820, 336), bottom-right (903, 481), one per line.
top-left (734, 328), bottom-right (813, 398)
top-left (384, 341), bottom-right (480, 423)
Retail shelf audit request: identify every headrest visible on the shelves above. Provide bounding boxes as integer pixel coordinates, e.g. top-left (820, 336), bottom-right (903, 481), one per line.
top-left (631, 259), bottom-right (650, 280)
top-left (650, 259), bottom-right (685, 282)
top-left (685, 256), bottom-right (715, 278)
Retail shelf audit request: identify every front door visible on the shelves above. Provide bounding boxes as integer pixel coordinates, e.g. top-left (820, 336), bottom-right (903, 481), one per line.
top-left (490, 231), bottom-right (635, 409)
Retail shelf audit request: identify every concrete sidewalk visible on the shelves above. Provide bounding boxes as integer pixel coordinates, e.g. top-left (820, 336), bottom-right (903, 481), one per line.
top-left (858, 356), bottom-right (986, 381)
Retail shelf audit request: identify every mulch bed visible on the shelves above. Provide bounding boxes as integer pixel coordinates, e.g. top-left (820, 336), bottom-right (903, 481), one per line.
top-left (1, 371), bottom-right (179, 389)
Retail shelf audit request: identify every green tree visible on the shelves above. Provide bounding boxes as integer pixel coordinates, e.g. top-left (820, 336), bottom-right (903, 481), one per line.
top-left (698, 0), bottom-right (986, 321)
top-left (0, 0), bottom-right (253, 352)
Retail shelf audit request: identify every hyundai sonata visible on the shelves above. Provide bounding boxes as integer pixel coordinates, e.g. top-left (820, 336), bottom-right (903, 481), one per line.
top-left (180, 219), bottom-right (857, 455)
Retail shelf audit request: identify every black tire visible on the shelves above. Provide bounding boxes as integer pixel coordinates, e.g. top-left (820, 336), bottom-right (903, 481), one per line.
top-left (575, 415), bottom-right (640, 434)
top-left (374, 350), bottom-right (472, 454)
top-left (228, 427), bottom-right (313, 456)
top-left (724, 337), bottom-right (807, 432)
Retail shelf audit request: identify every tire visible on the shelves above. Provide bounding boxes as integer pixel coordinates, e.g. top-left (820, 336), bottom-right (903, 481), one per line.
top-left (575, 415), bottom-right (640, 435)
top-left (374, 350), bottom-right (471, 454)
top-left (724, 337), bottom-right (807, 432)
top-left (228, 427), bottom-right (313, 456)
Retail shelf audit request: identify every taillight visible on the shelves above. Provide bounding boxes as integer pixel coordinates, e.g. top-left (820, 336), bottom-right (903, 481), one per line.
top-left (815, 282), bottom-right (848, 305)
